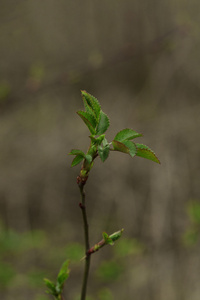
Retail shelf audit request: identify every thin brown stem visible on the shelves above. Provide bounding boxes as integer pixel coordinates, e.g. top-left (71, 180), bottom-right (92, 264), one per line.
top-left (79, 183), bottom-right (91, 300)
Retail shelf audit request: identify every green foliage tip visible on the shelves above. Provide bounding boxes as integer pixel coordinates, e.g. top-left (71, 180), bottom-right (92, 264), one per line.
top-left (44, 260), bottom-right (70, 299)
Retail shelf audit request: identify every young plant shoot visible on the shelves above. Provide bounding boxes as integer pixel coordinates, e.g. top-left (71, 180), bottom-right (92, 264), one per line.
top-left (45, 91), bottom-right (160, 300)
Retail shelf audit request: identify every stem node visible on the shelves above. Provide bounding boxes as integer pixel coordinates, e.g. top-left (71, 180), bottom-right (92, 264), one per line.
top-left (79, 203), bottom-right (85, 209)
top-left (77, 175), bottom-right (88, 186)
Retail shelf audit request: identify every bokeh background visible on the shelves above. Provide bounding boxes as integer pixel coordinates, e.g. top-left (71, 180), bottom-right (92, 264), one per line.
top-left (0, 1), bottom-right (200, 300)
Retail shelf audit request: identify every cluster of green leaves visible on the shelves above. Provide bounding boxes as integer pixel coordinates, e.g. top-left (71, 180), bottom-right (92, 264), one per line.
top-left (103, 229), bottom-right (124, 246)
top-left (69, 91), bottom-right (160, 168)
top-left (44, 260), bottom-right (70, 300)
top-left (183, 201), bottom-right (200, 246)
top-left (91, 230), bottom-right (124, 254)
top-left (69, 91), bottom-right (110, 167)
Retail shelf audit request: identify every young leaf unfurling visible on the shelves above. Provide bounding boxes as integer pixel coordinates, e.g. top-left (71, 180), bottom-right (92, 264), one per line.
top-left (44, 260), bottom-right (70, 299)
top-left (81, 90), bottom-right (101, 120)
top-left (77, 91), bottom-right (110, 136)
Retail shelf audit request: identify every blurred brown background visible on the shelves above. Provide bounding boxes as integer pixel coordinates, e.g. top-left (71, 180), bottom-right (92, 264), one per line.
top-left (0, 1), bottom-right (200, 300)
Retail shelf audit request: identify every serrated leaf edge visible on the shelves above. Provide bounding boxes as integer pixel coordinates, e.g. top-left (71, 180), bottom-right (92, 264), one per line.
top-left (77, 111), bottom-right (97, 135)
top-left (96, 110), bottom-right (110, 135)
top-left (81, 90), bottom-right (101, 120)
top-left (114, 128), bottom-right (143, 142)
top-left (136, 143), bottom-right (160, 164)
top-left (112, 140), bottom-right (130, 154)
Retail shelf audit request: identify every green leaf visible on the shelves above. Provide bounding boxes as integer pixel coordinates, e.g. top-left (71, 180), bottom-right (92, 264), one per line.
top-left (57, 273), bottom-right (68, 289)
top-left (69, 150), bottom-right (92, 167)
top-left (98, 145), bottom-right (110, 162)
top-left (44, 279), bottom-right (57, 296)
top-left (68, 149), bottom-right (85, 157)
top-left (89, 134), bottom-right (105, 145)
top-left (102, 137), bottom-right (108, 147)
top-left (102, 232), bottom-right (109, 241)
top-left (136, 143), bottom-right (160, 164)
top-left (114, 128), bottom-right (142, 142)
top-left (77, 111), bottom-right (97, 135)
top-left (57, 272), bottom-right (69, 289)
top-left (102, 232), bottom-right (114, 246)
top-left (96, 111), bottom-right (110, 135)
top-left (109, 229), bottom-right (124, 242)
top-left (71, 155), bottom-right (84, 167)
top-left (58, 260), bottom-right (70, 279)
top-left (56, 260), bottom-right (70, 293)
top-left (85, 154), bottom-right (93, 164)
top-left (83, 97), bottom-right (96, 118)
top-left (122, 140), bottom-right (137, 157)
top-left (87, 145), bottom-right (97, 157)
top-left (112, 140), bottom-right (130, 154)
top-left (81, 90), bottom-right (101, 119)
top-left (96, 134), bottom-right (106, 145)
